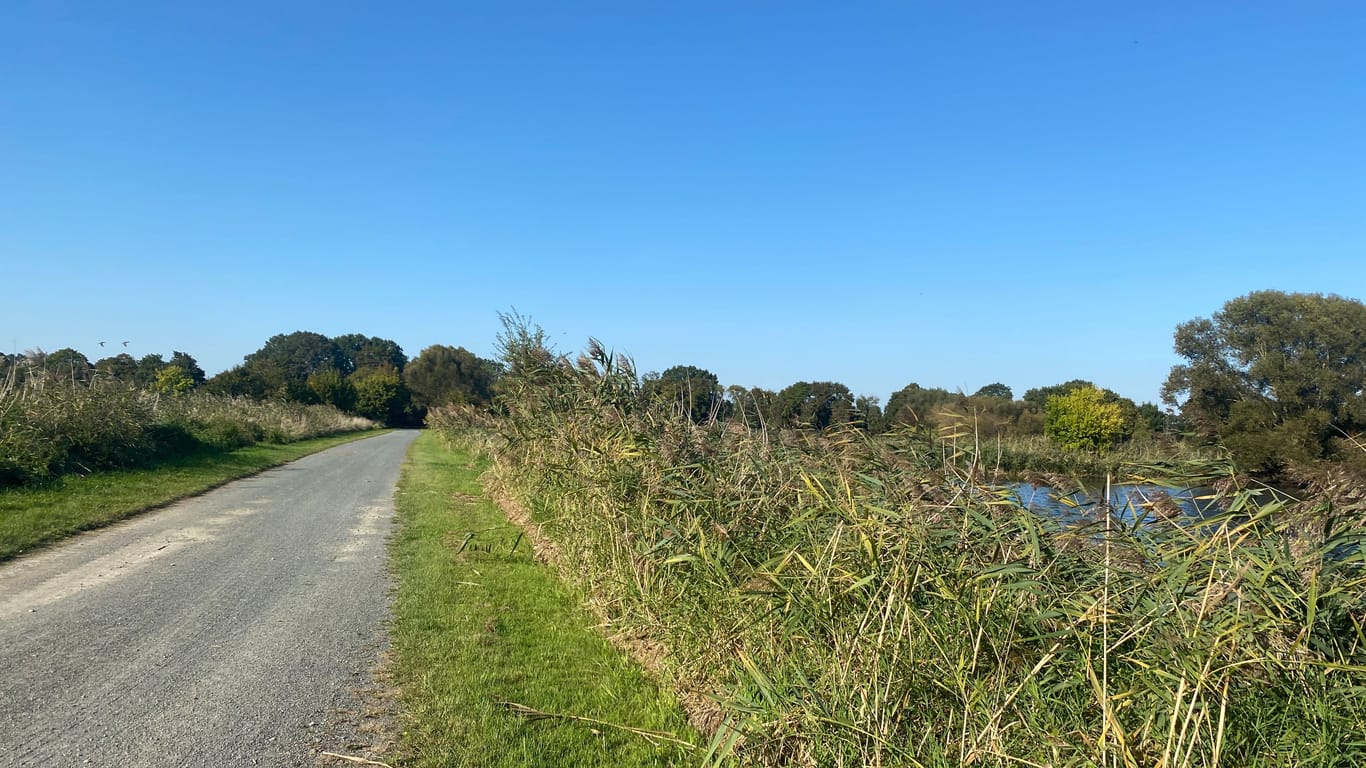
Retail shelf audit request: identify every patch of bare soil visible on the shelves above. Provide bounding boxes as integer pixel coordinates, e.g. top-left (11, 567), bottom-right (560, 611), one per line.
top-left (313, 648), bottom-right (402, 768)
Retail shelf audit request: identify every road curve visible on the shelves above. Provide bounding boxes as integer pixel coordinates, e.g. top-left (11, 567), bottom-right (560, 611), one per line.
top-left (0, 429), bottom-right (418, 767)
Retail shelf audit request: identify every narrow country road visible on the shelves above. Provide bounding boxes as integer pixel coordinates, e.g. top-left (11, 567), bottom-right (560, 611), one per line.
top-left (0, 430), bottom-right (418, 767)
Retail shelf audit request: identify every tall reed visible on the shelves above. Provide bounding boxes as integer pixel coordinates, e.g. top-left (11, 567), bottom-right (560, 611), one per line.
top-left (451, 329), bottom-right (1366, 767)
top-left (1, 368), bottom-right (374, 487)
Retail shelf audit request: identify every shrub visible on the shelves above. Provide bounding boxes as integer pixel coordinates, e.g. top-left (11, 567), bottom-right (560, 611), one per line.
top-left (0, 374), bottom-right (153, 483)
top-left (350, 366), bottom-right (412, 425)
top-left (306, 368), bottom-right (357, 412)
top-left (1044, 385), bottom-right (1128, 451)
top-left (0, 372), bottom-right (375, 487)
top-left (190, 415), bottom-right (265, 450)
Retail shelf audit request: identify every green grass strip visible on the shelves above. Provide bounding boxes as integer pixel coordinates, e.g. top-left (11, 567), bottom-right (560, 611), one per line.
top-left (0, 429), bottom-right (390, 561)
top-left (390, 431), bottom-right (698, 767)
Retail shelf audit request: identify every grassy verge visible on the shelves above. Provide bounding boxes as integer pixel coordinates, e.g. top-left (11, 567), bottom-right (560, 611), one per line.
top-left (0, 429), bottom-right (390, 561)
top-left (389, 431), bottom-right (698, 767)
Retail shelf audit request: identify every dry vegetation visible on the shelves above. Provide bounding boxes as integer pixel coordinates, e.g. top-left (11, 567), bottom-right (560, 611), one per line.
top-left (428, 325), bottom-right (1366, 768)
top-left (1, 367), bottom-right (373, 487)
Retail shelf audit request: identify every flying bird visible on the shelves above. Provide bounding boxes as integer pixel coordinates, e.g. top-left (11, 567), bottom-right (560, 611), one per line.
top-left (122, 341), bottom-right (129, 347)
top-left (99, 341), bottom-right (106, 347)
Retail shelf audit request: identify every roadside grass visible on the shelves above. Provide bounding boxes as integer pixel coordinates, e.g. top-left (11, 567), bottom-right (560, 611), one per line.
top-left (0, 429), bottom-right (390, 561)
top-left (390, 431), bottom-right (698, 768)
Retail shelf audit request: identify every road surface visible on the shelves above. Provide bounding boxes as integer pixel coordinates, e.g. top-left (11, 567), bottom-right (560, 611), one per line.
top-left (0, 429), bottom-right (418, 767)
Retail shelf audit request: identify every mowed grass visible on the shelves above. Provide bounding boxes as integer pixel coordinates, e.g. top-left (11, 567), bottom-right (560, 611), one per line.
top-left (0, 429), bottom-right (389, 561)
top-left (390, 431), bottom-right (698, 767)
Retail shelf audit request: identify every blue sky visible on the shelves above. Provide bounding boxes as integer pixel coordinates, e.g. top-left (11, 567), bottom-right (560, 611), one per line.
top-left (3, 2), bottom-right (1363, 406)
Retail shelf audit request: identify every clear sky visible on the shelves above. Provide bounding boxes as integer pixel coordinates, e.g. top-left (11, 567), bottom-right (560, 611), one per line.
top-left (3, 2), bottom-right (1363, 406)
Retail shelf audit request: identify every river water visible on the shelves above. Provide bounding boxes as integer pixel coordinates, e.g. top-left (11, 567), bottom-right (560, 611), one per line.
top-left (1000, 481), bottom-right (1223, 527)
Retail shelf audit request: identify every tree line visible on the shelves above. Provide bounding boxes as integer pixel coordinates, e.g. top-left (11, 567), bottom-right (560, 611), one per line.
top-left (644, 366), bottom-right (1169, 445)
top-left (0, 332), bottom-right (502, 428)
top-left (9, 289), bottom-right (1360, 475)
top-left (598, 289), bottom-right (1366, 476)
top-left (2, 348), bottom-right (208, 393)
top-left (201, 332), bottom-right (499, 426)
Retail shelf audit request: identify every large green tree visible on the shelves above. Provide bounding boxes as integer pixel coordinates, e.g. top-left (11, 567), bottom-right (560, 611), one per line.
top-left (94, 353), bottom-right (138, 381)
top-left (333, 333), bottom-right (407, 374)
top-left (854, 394), bottom-right (884, 433)
top-left (884, 383), bottom-right (957, 428)
top-left (154, 365), bottom-right (196, 396)
top-left (168, 351), bottom-right (206, 387)
top-left (244, 331), bottom-right (345, 382)
top-left (404, 345), bottom-right (498, 410)
top-left (134, 354), bottom-right (166, 388)
top-left (774, 381), bottom-right (856, 430)
top-left (727, 386), bottom-right (779, 430)
top-left (1022, 379), bottom-right (1096, 408)
top-left (1162, 290), bottom-right (1366, 468)
top-left (205, 364), bottom-right (273, 399)
top-left (237, 331), bottom-right (345, 401)
top-left (642, 365), bottom-right (724, 423)
top-left (44, 348), bottom-right (92, 381)
top-left (973, 382), bottom-right (1013, 400)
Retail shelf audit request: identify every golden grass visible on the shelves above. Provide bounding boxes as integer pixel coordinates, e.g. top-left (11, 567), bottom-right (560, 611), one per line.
top-left (441, 325), bottom-right (1366, 767)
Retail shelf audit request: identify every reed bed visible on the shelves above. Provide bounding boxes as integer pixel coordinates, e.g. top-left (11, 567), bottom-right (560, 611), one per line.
top-left (155, 391), bottom-right (374, 447)
top-left (444, 333), bottom-right (1366, 767)
top-left (968, 432), bottom-right (1221, 480)
top-left (1, 369), bottom-right (373, 487)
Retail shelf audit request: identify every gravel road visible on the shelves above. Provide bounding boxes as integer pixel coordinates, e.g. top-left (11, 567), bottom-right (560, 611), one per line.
top-left (0, 429), bottom-right (418, 767)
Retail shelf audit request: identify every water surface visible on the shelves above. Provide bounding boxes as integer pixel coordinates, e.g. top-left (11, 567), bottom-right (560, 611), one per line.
top-left (1001, 481), bottom-right (1222, 527)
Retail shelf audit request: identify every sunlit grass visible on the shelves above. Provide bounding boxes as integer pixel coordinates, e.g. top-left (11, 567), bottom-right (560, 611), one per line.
top-left (388, 431), bottom-right (699, 767)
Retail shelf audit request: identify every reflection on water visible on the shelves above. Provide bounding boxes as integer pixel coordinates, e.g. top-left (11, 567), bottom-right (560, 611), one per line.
top-left (1001, 482), bottom-right (1222, 527)
top-left (1000, 482), bottom-right (1362, 561)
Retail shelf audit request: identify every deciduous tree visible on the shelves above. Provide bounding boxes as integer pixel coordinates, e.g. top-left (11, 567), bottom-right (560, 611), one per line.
top-left (727, 386), bottom-right (779, 430)
top-left (1162, 290), bottom-right (1366, 468)
top-left (775, 381), bottom-right (855, 430)
top-left (643, 365), bottom-right (723, 423)
top-left (244, 332), bottom-right (345, 385)
top-left (168, 351), bottom-right (206, 387)
top-left (154, 365), bottom-right (195, 396)
top-left (854, 394), bottom-right (884, 433)
top-left (884, 383), bottom-right (957, 428)
top-left (306, 368), bottom-right (357, 411)
top-left (333, 334), bottom-right (407, 374)
top-left (134, 354), bottom-right (166, 388)
top-left (973, 382), bottom-right (1013, 400)
top-left (1022, 379), bottom-right (1095, 408)
top-left (404, 345), bottom-right (498, 410)
top-left (45, 348), bottom-right (92, 381)
top-left (94, 353), bottom-right (138, 381)
top-left (204, 365), bottom-right (270, 399)
top-left (351, 366), bottom-right (413, 425)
